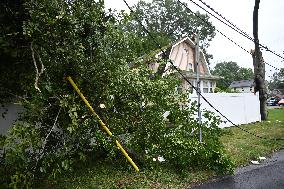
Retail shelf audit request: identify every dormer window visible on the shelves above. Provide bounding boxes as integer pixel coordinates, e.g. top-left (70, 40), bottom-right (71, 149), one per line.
top-left (183, 48), bottom-right (189, 55)
top-left (186, 63), bottom-right (193, 71)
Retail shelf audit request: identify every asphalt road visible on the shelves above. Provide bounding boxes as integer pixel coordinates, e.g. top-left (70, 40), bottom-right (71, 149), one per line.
top-left (190, 150), bottom-right (284, 189)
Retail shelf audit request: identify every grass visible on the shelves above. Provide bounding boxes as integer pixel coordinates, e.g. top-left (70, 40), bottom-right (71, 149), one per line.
top-left (40, 160), bottom-right (216, 189)
top-left (220, 107), bottom-right (284, 166)
top-left (40, 108), bottom-right (284, 189)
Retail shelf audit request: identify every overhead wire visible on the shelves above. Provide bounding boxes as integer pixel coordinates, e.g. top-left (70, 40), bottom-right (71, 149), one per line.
top-left (122, 0), bottom-right (284, 141)
top-left (178, 0), bottom-right (282, 72)
top-left (193, 0), bottom-right (284, 61)
top-left (184, 0), bottom-right (282, 90)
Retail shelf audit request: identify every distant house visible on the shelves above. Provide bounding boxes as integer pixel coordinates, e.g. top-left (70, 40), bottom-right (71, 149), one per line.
top-left (229, 79), bottom-right (255, 93)
top-left (145, 37), bottom-right (219, 94)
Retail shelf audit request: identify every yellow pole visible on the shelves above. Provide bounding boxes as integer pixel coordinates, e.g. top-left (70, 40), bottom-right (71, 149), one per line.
top-left (115, 140), bottom-right (139, 172)
top-left (66, 76), bottom-right (112, 136)
top-left (66, 76), bottom-right (139, 172)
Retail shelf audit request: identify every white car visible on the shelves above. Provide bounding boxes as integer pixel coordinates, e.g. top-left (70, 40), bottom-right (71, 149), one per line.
top-left (278, 99), bottom-right (284, 106)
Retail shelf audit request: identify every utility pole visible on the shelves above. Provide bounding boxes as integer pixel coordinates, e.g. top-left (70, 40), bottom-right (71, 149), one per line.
top-left (253, 0), bottom-right (267, 120)
top-left (195, 33), bottom-right (202, 142)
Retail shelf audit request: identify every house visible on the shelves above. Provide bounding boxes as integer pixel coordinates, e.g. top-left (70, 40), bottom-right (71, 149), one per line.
top-left (229, 79), bottom-right (255, 93)
top-left (146, 37), bottom-right (219, 94)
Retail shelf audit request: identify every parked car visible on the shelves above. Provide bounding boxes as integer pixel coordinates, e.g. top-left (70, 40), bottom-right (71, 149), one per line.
top-left (278, 99), bottom-right (284, 106)
top-left (266, 97), bottom-right (281, 106)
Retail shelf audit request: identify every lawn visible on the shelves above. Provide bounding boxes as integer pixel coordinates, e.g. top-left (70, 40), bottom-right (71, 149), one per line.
top-left (40, 108), bottom-right (284, 189)
top-left (221, 107), bottom-right (284, 166)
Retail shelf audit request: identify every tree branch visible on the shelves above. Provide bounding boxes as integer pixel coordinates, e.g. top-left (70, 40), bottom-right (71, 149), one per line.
top-left (30, 42), bottom-right (45, 92)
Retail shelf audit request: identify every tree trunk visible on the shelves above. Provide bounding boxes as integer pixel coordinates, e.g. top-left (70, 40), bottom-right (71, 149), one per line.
top-left (253, 0), bottom-right (267, 120)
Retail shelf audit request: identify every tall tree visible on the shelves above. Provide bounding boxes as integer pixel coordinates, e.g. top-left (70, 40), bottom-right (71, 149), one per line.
top-left (212, 61), bottom-right (254, 90)
top-left (123, 0), bottom-right (215, 59)
top-left (268, 68), bottom-right (284, 90)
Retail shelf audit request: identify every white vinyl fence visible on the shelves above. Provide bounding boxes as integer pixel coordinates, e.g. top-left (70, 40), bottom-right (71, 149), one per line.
top-left (0, 103), bottom-right (24, 135)
top-left (0, 93), bottom-right (261, 135)
top-left (189, 92), bottom-right (261, 128)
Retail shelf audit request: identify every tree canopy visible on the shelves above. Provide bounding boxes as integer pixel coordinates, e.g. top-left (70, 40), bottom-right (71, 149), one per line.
top-left (0, 0), bottom-right (33, 102)
top-left (212, 61), bottom-right (254, 90)
top-left (268, 68), bottom-right (284, 90)
top-left (123, 0), bottom-right (215, 60)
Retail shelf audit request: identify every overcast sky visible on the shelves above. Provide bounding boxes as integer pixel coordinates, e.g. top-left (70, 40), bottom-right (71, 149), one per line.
top-left (104, 0), bottom-right (284, 79)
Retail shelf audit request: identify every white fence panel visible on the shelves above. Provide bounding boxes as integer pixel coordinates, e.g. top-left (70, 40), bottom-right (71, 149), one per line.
top-left (189, 93), bottom-right (261, 128)
top-left (0, 103), bottom-right (24, 135)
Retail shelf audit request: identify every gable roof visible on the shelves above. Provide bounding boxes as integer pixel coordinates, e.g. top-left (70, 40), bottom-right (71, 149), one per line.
top-left (134, 36), bottom-right (203, 63)
top-left (170, 37), bottom-right (212, 75)
top-left (229, 79), bottom-right (255, 88)
top-left (132, 36), bottom-right (217, 79)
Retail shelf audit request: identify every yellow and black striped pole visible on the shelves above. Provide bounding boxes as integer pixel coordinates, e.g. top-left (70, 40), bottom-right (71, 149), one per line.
top-left (66, 76), bottom-right (139, 172)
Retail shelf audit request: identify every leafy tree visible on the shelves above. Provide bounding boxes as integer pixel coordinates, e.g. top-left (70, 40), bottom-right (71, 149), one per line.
top-left (0, 0), bottom-right (33, 102)
top-left (268, 68), bottom-right (284, 90)
top-left (123, 0), bottom-right (215, 58)
top-left (212, 61), bottom-right (254, 90)
top-left (1, 0), bottom-right (232, 188)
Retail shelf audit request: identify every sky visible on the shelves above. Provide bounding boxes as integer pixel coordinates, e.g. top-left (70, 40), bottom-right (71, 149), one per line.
top-left (104, 0), bottom-right (284, 79)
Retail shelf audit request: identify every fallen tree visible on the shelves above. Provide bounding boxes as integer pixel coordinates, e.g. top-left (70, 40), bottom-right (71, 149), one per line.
top-left (1, 0), bottom-right (233, 188)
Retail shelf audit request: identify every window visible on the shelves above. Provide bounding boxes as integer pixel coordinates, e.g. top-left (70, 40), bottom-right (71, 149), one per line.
top-left (186, 63), bottom-right (193, 71)
top-left (203, 88), bottom-right (209, 93)
top-left (177, 85), bottom-right (183, 94)
top-left (183, 48), bottom-right (189, 55)
top-left (177, 81), bottom-right (185, 94)
top-left (203, 81), bottom-right (208, 88)
top-left (209, 81), bottom-right (214, 93)
top-left (203, 81), bottom-right (209, 93)
top-left (188, 80), bottom-right (193, 93)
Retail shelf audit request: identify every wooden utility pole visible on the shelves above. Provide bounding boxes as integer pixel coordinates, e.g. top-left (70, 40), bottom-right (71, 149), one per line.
top-left (253, 0), bottom-right (267, 120)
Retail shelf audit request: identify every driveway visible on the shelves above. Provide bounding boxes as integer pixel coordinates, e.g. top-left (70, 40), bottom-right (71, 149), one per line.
top-left (189, 150), bottom-right (284, 189)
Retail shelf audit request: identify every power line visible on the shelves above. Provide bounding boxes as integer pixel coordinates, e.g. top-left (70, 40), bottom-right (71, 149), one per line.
top-left (192, 0), bottom-right (284, 61)
top-left (122, 0), bottom-right (284, 141)
top-left (196, 0), bottom-right (252, 41)
top-left (189, 0), bottom-right (253, 43)
top-left (177, 0), bottom-right (282, 72)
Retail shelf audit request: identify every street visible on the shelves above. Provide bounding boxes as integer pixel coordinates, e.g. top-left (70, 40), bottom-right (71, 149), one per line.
top-left (190, 150), bottom-right (284, 189)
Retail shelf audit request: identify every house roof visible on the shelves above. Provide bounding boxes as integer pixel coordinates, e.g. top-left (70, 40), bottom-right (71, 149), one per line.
top-left (169, 37), bottom-right (211, 75)
top-left (132, 36), bottom-right (198, 65)
top-left (131, 36), bottom-right (219, 80)
top-left (229, 79), bottom-right (255, 88)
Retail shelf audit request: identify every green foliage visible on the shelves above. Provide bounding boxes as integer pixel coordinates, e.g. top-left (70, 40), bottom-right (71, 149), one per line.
top-left (160, 110), bottom-right (234, 174)
top-left (1, 0), bottom-right (232, 188)
top-left (0, 0), bottom-right (33, 102)
top-left (268, 68), bottom-right (284, 90)
top-left (212, 61), bottom-right (254, 90)
top-left (214, 87), bottom-right (235, 93)
top-left (122, 0), bottom-right (216, 58)
top-left (221, 108), bottom-right (284, 166)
